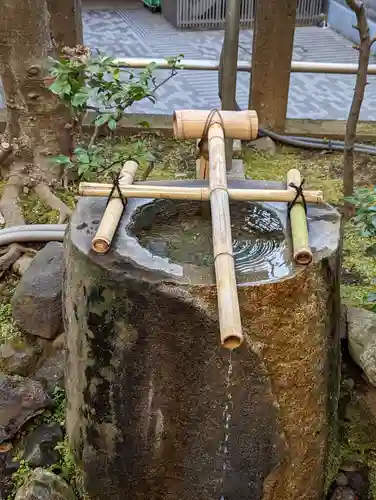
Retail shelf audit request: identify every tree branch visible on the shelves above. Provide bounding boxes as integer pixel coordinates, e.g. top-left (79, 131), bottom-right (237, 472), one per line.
top-left (346, 0), bottom-right (364, 14)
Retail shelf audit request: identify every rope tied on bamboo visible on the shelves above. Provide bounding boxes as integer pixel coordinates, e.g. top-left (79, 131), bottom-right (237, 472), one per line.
top-left (287, 179), bottom-right (308, 215)
top-left (106, 172), bottom-right (127, 209)
top-left (198, 109), bottom-right (227, 180)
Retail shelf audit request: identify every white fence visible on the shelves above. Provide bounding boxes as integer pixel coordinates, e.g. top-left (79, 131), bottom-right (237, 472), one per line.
top-left (170, 0), bottom-right (325, 29)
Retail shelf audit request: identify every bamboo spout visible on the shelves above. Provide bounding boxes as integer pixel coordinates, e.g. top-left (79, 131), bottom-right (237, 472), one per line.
top-left (92, 160), bottom-right (138, 254)
top-left (208, 122), bottom-right (243, 350)
top-left (173, 109), bottom-right (258, 140)
top-left (287, 169), bottom-right (313, 265)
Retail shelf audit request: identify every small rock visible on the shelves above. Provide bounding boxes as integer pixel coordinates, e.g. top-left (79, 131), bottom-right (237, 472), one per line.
top-left (0, 373), bottom-right (50, 443)
top-left (14, 468), bottom-right (75, 500)
top-left (0, 335), bottom-right (46, 377)
top-left (12, 242), bottom-right (64, 340)
top-left (330, 486), bottom-right (357, 500)
top-left (335, 472), bottom-right (349, 487)
top-left (23, 423), bottom-right (63, 468)
top-left (174, 172), bottom-right (187, 179)
top-left (248, 136), bottom-right (277, 155)
top-left (347, 307), bottom-right (376, 387)
top-left (346, 468), bottom-right (369, 499)
top-left (32, 334), bottom-right (65, 394)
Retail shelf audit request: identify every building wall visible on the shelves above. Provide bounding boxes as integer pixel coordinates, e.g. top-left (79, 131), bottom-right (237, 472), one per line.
top-left (328, 0), bottom-right (376, 55)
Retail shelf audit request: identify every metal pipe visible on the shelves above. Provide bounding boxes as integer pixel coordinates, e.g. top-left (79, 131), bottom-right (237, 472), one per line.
top-left (115, 57), bottom-right (376, 75)
top-left (220, 0), bottom-right (241, 170)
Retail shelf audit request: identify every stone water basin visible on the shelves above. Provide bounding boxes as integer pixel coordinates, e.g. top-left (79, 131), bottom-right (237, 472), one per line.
top-left (64, 179), bottom-right (341, 500)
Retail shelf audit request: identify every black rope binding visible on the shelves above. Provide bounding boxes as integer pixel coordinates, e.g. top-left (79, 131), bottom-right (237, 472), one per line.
top-left (105, 172), bottom-right (127, 209)
top-left (287, 179), bottom-right (307, 215)
top-left (198, 108), bottom-right (226, 149)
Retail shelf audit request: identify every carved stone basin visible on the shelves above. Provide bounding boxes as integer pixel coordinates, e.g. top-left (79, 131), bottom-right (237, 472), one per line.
top-left (64, 179), bottom-right (342, 500)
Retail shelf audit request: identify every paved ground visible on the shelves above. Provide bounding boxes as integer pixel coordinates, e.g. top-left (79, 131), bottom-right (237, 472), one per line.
top-left (1, 1), bottom-right (376, 120)
top-left (81, 3), bottom-right (376, 120)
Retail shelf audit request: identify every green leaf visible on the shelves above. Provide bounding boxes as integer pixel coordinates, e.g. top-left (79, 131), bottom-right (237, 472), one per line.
top-left (49, 79), bottom-right (65, 95)
top-left (77, 153), bottom-right (90, 164)
top-left (94, 113), bottom-right (113, 126)
top-left (108, 118), bottom-right (117, 131)
top-left (78, 163), bottom-right (91, 176)
top-left (74, 146), bottom-right (88, 155)
top-left (137, 120), bottom-right (150, 128)
top-left (53, 155), bottom-right (71, 165)
top-left (71, 89), bottom-right (90, 107)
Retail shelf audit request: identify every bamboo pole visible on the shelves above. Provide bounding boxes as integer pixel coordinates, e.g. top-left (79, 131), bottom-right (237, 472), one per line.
top-left (173, 109), bottom-right (258, 140)
top-left (287, 169), bottom-right (313, 265)
top-left (207, 122), bottom-right (243, 350)
top-left (79, 183), bottom-right (324, 204)
top-left (91, 160), bottom-right (139, 254)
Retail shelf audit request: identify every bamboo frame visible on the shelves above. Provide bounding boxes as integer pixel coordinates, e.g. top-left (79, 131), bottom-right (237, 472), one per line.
top-left (79, 183), bottom-right (324, 204)
top-left (287, 169), bottom-right (313, 265)
top-left (91, 160), bottom-right (139, 254)
top-left (207, 122), bottom-right (243, 350)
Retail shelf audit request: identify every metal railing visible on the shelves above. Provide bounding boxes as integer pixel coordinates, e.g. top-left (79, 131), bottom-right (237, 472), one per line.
top-left (161, 0), bottom-right (324, 29)
top-left (115, 57), bottom-right (376, 75)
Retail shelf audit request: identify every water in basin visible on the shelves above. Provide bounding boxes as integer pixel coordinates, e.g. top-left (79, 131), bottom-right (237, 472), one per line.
top-left (131, 200), bottom-right (294, 283)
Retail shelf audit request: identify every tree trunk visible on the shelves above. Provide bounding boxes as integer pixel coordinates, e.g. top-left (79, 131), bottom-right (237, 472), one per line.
top-left (344, 0), bottom-right (372, 217)
top-left (0, 0), bottom-right (72, 270)
top-left (47, 0), bottom-right (83, 52)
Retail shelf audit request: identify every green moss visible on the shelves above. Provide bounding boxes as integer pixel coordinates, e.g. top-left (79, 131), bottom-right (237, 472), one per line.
top-left (244, 149), bottom-right (344, 204)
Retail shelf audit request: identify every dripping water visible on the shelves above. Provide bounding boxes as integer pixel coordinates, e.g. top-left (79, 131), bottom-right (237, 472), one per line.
top-left (218, 351), bottom-right (233, 500)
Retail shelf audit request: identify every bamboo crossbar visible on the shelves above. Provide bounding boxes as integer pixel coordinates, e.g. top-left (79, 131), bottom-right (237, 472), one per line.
top-left (79, 183), bottom-right (324, 204)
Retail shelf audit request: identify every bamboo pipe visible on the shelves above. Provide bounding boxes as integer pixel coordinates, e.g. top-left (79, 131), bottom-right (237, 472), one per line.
top-left (207, 122), bottom-right (243, 350)
top-left (91, 160), bottom-right (139, 254)
top-left (79, 183), bottom-right (324, 204)
top-left (173, 109), bottom-right (258, 141)
top-left (287, 169), bottom-right (313, 265)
